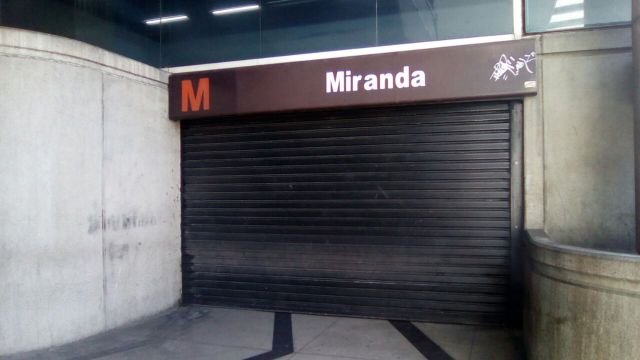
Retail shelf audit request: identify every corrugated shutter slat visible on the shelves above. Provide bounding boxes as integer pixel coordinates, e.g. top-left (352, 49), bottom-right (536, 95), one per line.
top-left (181, 102), bottom-right (512, 325)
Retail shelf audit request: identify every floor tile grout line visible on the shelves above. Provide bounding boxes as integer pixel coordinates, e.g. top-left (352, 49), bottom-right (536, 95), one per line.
top-left (66, 338), bottom-right (160, 360)
top-left (172, 337), bottom-right (271, 352)
top-left (167, 307), bottom-right (275, 352)
top-left (468, 328), bottom-right (477, 360)
top-left (290, 350), bottom-right (377, 360)
top-left (295, 317), bottom-right (341, 353)
top-left (93, 340), bottom-right (276, 360)
top-left (179, 338), bottom-right (271, 352)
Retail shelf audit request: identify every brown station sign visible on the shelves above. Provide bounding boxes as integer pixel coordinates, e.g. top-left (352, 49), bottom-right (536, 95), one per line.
top-left (169, 39), bottom-right (537, 120)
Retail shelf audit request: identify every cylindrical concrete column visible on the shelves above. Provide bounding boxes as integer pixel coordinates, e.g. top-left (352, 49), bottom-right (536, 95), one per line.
top-left (635, 0), bottom-right (640, 253)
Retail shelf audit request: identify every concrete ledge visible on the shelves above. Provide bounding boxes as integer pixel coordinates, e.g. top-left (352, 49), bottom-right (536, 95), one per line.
top-left (0, 26), bottom-right (167, 85)
top-left (525, 230), bottom-right (640, 360)
top-left (540, 26), bottom-right (631, 54)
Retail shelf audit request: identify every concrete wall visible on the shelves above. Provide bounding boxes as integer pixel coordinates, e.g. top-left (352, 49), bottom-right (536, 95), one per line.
top-left (634, 0), bottom-right (640, 253)
top-left (0, 27), bottom-right (181, 355)
top-left (526, 27), bottom-right (636, 252)
top-left (525, 230), bottom-right (640, 360)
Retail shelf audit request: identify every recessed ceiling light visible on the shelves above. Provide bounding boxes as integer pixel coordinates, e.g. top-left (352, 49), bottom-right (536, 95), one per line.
top-left (144, 15), bottom-right (188, 25)
top-left (212, 4), bottom-right (260, 16)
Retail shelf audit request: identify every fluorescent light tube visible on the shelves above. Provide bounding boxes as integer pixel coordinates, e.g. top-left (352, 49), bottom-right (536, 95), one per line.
top-left (554, 0), bottom-right (583, 8)
top-left (144, 15), bottom-right (188, 25)
top-left (212, 4), bottom-right (260, 15)
top-left (550, 10), bottom-right (584, 23)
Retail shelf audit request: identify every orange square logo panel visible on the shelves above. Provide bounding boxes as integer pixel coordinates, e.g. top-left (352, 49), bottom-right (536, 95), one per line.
top-left (181, 78), bottom-right (210, 112)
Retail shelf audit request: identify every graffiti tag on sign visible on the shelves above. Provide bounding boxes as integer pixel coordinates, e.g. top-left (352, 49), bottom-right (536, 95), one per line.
top-left (490, 52), bottom-right (536, 81)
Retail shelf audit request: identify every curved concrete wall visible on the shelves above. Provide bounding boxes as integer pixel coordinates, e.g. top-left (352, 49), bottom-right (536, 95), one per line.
top-left (0, 27), bottom-right (181, 355)
top-left (525, 230), bottom-right (640, 360)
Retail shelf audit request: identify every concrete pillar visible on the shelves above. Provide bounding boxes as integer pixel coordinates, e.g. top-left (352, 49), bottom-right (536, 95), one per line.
top-left (635, 0), bottom-right (640, 253)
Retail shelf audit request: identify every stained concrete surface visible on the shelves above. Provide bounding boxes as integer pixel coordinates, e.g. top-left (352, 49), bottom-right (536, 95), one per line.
top-left (539, 28), bottom-right (635, 252)
top-left (6, 306), bottom-right (522, 360)
top-left (0, 54), bottom-right (106, 354)
top-left (101, 73), bottom-right (181, 330)
top-left (0, 27), bottom-right (180, 355)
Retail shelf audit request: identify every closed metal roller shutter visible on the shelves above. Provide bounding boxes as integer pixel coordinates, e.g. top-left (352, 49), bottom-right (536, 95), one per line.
top-left (181, 102), bottom-right (515, 325)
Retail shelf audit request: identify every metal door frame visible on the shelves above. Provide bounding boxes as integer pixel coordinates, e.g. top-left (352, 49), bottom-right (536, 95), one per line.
top-left (509, 101), bottom-right (524, 327)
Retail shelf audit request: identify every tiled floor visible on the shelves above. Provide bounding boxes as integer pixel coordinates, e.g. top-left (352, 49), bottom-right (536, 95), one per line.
top-left (6, 305), bottom-right (523, 360)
